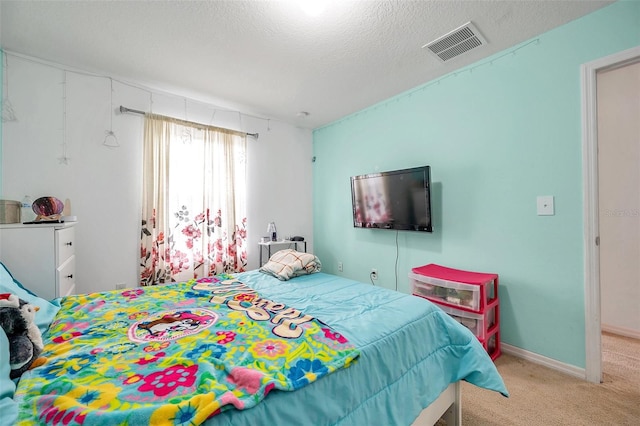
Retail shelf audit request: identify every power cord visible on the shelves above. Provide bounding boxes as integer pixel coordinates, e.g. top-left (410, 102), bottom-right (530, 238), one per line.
top-left (395, 230), bottom-right (399, 291)
top-left (369, 231), bottom-right (400, 289)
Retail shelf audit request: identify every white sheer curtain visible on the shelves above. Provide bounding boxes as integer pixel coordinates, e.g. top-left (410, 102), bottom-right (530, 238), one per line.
top-left (140, 113), bottom-right (247, 286)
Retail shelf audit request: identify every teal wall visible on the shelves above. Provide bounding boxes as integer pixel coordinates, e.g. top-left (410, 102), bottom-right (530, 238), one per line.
top-left (312, 1), bottom-right (640, 369)
top-left (0, 48), bottom-right (3, 197)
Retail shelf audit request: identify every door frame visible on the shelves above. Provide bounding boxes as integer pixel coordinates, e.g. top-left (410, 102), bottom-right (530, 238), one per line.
top-left (581, 45), bottom-right (640, 384)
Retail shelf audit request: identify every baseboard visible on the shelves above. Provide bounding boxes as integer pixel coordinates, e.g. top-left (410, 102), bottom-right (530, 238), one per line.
top-left (501, 343), bottom-right (586, 380)
top-left (602, 324), bottom-right (640, 340)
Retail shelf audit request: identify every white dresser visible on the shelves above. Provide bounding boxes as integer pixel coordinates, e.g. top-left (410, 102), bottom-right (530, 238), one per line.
top-left (0, 222), bottom-right (77, 300)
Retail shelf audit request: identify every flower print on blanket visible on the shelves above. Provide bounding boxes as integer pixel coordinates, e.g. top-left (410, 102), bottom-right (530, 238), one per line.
top-left (13, 275), bottom-right (359, 426)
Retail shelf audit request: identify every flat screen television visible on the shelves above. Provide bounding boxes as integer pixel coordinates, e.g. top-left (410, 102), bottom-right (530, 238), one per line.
top-left (350, 166), bottom-right (432, 232)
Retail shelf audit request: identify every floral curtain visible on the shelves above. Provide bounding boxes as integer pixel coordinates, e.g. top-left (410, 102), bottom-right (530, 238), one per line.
top-left (140, 113), bottom-right (247, 286)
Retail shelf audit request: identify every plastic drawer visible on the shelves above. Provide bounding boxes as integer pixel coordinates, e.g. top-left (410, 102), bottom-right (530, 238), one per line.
top-left (436, 302), bottom-right (496, 340)
top-left (409, 271), bottom-right (494, 312)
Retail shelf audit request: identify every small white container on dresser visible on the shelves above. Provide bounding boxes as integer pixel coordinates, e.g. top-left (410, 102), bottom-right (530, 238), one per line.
top-left (0, 222), bottom-right (77, 300)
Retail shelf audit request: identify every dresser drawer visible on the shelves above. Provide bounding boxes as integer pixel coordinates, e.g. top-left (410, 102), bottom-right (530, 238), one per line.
top-left (0, 222), bottom-right (78, 299)
top-left (57, 255), bottom-right (76, 297)
top-left (56, 227), bottom-right (75, 265)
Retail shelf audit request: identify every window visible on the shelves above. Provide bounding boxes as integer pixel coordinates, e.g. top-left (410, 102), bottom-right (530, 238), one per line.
top-left (140, 114), bottom-right (247, 286)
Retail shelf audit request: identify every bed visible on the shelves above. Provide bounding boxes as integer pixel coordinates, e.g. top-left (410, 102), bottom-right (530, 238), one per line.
top-left (0, 261), bottom-right (507, 426)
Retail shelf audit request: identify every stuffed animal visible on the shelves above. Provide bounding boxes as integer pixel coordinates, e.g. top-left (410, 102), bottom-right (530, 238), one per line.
top-left (0, 293), bottom-right (47, 379)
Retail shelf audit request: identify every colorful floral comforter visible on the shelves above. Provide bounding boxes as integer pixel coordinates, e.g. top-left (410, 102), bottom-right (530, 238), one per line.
top-left (13, 275), bottom-right (359, 425)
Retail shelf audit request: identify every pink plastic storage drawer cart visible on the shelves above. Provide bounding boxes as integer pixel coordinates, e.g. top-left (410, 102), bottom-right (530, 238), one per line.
top-left (410, 263), bottom-right (501, 360)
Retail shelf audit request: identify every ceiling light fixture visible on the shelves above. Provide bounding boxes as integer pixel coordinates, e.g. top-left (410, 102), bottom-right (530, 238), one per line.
top-left (297, 111), bottom-right (310, 118)
top-left (299, 0), bottom-right (328, 17)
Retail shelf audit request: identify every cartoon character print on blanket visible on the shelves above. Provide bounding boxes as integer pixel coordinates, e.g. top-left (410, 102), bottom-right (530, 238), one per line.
top-left (13, 274), bottom-right (359, 426)
top-left (129, 308), bottom-right (218, 342)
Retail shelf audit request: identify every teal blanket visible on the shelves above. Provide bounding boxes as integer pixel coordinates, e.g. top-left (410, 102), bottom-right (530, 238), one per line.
top-left (211, 271), bottom-right (508, 426)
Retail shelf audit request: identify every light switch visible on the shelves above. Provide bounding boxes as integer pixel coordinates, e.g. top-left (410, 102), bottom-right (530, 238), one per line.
top-left (537, 196), bottom-right (554, 216)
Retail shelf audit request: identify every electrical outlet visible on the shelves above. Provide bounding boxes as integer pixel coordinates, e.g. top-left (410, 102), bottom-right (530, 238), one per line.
top-left (370, 269), bottom-right (378, 280)
top-left (338, 262), bottom-right (343, 272)
top-left (116, 283), bottom-right (126, 290)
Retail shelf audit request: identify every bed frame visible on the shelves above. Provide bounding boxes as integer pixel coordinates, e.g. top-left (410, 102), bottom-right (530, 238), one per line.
top-left (412, 382), bottom-right (461, 426)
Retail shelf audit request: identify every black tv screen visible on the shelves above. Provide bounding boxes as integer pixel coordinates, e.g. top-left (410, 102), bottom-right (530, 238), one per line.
top-left (351, 166), bottom-right (432, 232)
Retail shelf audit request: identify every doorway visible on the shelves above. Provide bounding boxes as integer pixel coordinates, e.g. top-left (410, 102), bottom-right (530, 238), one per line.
top-left (582, 46), bottom-right (640, 384)
top-left (597, 61), bottom-right (640, 341)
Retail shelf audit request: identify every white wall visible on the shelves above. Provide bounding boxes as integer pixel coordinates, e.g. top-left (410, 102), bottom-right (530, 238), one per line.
top-left (1, 53), bottom-right (313, 295)
top-left (597, 61), bottom-right (640, 338)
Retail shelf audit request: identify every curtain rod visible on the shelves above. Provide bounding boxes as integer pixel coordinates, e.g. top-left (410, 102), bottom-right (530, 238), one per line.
top-left (119, 105), bottom-right (259, 139)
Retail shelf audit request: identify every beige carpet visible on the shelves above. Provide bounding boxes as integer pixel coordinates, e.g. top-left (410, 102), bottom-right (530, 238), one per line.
top-left (454, 333), bottom-right (640, 425)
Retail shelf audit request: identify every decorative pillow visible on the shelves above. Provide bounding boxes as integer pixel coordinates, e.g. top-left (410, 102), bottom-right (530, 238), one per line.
top-left (0, 262), bottom-right (60, 335)
top-left (259, 249), bottom-right (322, 281)
top-left (0, 327), bottom-right (19, 426)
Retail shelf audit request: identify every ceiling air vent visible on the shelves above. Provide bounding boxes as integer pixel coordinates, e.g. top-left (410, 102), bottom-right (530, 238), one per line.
top-left (422, 22), bottom-right (486, 62)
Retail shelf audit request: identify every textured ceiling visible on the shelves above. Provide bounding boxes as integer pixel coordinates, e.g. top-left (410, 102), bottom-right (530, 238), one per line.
top-left (1, 0), bottom-right (613, 129)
